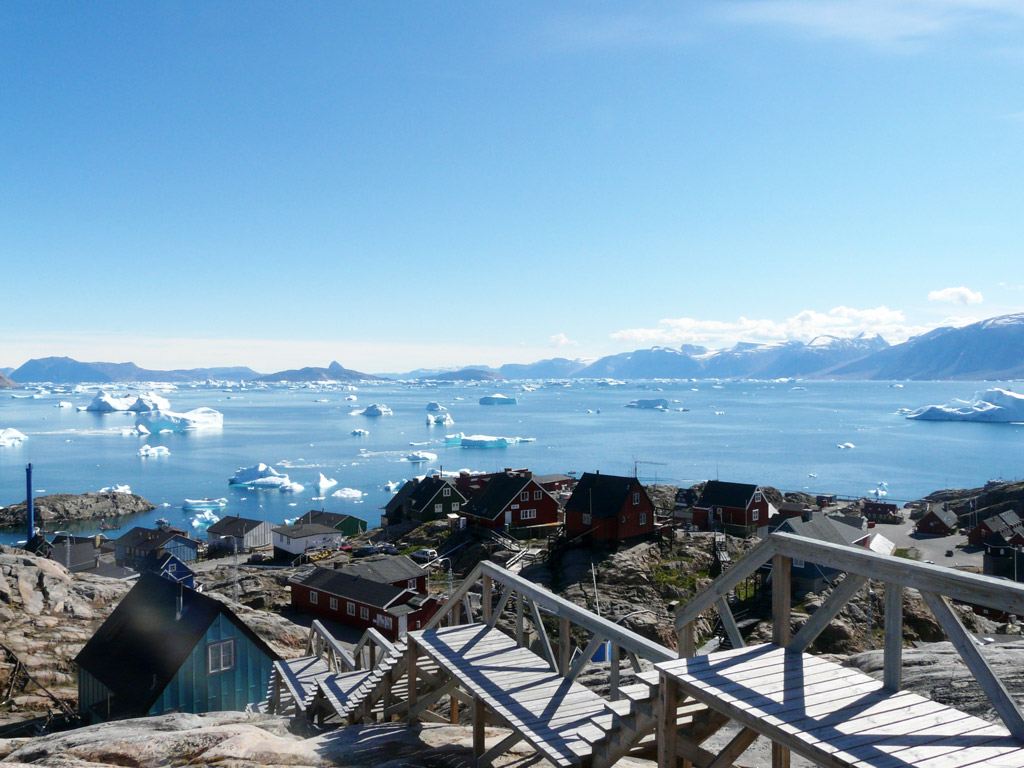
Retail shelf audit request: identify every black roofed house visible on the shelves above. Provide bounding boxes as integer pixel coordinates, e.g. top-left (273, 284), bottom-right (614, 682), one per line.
top-left (769, 513), bottom-right (874, 592)
top-left (383, 476), bottom-right (466, 524)
top-left (692, 480), bottom-right (771, 536)
top-left (563, 471), bottom-right (655, 542)
top-left (459, 469), bottom-right (560, 531)
top-left (534, 473), bottom-right (575, 495)
top-left (44, 534), bottom-right (137, 580)
top-left (139, 549), bottom-right (197, 591)
top-left (297, 509), bottom-right (367, 538)
top-left (339, 554), bottom-right (428, 594)
top-left (113, 526), bottom-right (198, 569)
top-left (289, 566), bottom-right (440, 640)
top-left (271, 523), bottom-right (346, 560)
top-left (915, 505), bottom-right (959, 537)
top-left (968, 510), bottom-right (1024, 547)
top-left (206, 515), bottom-right (273, 553)
top-left (76, 572), bottom-right (279, 724)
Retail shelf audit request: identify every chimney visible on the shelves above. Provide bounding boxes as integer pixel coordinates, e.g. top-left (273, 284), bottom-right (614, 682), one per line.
top-left (25, 464), bottom-right (35, 542)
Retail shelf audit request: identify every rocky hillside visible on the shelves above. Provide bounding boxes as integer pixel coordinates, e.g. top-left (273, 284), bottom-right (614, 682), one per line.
top-left (0, 493), bottom-right (156, 528)
top-left (0, 373), bottom-right (15, 389)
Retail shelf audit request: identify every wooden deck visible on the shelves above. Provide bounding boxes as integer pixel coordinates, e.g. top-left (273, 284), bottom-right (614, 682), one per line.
top-left (410, 623), bottom-right (618, 767)
top-left (656, 642), bottom-right (1024, 768)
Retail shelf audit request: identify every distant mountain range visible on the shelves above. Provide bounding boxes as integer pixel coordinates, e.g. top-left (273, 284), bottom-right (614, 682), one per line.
top-left (5, 313), bottom-right (1024, 384)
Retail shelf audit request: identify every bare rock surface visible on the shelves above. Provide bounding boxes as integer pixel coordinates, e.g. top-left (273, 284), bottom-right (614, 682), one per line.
top-left (0, 493), bottom-right (156, 527)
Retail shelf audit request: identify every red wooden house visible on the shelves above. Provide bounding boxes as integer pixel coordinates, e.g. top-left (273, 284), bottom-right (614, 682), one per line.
top-left (563, 472), bottom-right (655, 542)
top-left (459, 470), bottom-right (560, 530)
top-left (692, 480), bottom-right (770, 536)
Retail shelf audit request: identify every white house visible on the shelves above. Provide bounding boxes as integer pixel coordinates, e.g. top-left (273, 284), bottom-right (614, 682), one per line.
top-left (271, 523), bottom-right (346, 559)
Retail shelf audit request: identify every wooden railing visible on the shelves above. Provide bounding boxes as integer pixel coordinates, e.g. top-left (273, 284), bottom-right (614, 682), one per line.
top-left (304, 620), bottom-right (397, 672)
top-left (425, 560), bottom-right (675, 698)
top-left (675, 531), bottom-right (1024, 740)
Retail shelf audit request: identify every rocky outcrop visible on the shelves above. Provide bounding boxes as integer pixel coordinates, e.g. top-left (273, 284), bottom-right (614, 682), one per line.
top-left (0, 493), bottom-right (156, 528)
top-left (0, 373), bottom-right (16, 389)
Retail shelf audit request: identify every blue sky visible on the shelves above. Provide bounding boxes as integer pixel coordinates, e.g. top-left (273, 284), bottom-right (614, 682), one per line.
top-left (2, 1), bottom-right (1022, 373)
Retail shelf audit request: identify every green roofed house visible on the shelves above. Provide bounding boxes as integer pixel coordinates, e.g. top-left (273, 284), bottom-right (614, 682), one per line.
top-left (75, 572), bottom-right (279, 724)
top-left (296, 509), bottom-right (367, 537)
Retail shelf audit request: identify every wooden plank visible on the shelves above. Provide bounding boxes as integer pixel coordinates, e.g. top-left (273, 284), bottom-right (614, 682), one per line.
top-left (679, 622), bottom-right (695, 658)
top-left (610, 642), bottom-right (620, 700)
top-left (675, 535), bottom-right (778, 631)
top-left (529, 599), bottom-right (559, 672)
top-left (788, 574), bottom-right (868, 654)
top-left (479, 732), bottom-right (523, 766)
top-left (922, 590), bottom-right (1024, 740)
top-left (473, 695), bottom-right (486, 759)
top-left (482, 573), bottom-right (493, 624)
top-left (658, 673), bottom-right (680, 768)
top-left (516, 592), bottom-right (524, 645)
top-left (559, 616), bottom-right (572, 675)
top-left (772, 554), bottom-right (791, 646)
top-left (425, 562), bottom-right (483, 629)
top-left (407, 641), bottom-right (419, 724)
top-left (489, 584), bottom-right (513, 628)
top-left (567, 632), bottom-right (605, 683)
top-left (883, 583), bottom-right (903, 691)
top-left (770, 532), bottom-right (1024, 617)
top-left (716, 597), bottom-right (746, 650)
top-left (708, 727), bottom-right (759, 768)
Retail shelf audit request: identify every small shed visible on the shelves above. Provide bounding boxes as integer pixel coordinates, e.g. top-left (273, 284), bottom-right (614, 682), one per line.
top-left (206, 515), bottom-right (273, 553)
top-left (297, 510), bottom-right (368, 537)
top-left (271, 522), bottom-right (346, 559)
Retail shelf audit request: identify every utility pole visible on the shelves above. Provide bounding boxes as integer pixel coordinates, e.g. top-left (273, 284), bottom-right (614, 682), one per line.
top-left (233, 536), bottom-right (240, 605)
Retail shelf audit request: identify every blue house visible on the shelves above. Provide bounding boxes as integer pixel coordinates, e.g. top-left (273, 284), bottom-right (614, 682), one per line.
top-left (76, 573), bottom-right (279, 723)
top-left (139, 549), bottom-right (197, 591)
top-left (113, 526), bottom-right (199, 569)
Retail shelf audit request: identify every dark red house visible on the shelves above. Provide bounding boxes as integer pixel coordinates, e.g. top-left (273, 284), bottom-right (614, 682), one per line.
top-left (563, 472), bottom-right (655, 542)
top-left (915, 505), bottom-right (958, 536)
top-left (289, 566), bottom-right (439, 640)
top-left (692, 480), bottom-right (770, 536)
top-left (968, 510), bottom-right (1024, 547)
top-left (459, 470), bottom-right (560, 530)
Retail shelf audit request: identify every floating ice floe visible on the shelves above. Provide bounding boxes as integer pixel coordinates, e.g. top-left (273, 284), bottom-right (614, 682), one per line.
top-left (135, 407), bottom-right (223, 433)
top-left (99, 484), bottom-right (132, 494)
top-left (837, 442), bottom-right (856, 449)
top-left (138, 444), bottom-right (170, 458)
top-left (345, 395), bottom-right (358, 401)
top-left (868, 482), bottom-right (888, 498)
top-left (56, 401), bottom-right (73, 409)
top-left (229, 462), bottom-right (292, 489)
top-left (479, 393), bottom-right (517, 405)
top-left (353, 403), bottom-right (392, 416)
top-left (332, 487), bottom-right (364, 500)
top-left (351, 428), bottom-right (370, 436)
top-left (128, 391), bottom-right (172, 412)
top-left (626, 398), bottom-right (669, 410)
top-left (446, 433), bottom-right (533, 448)
top-left (191, 509), bottom-right (220, 528)
top-left (906, 388), bottom-right (1024, 423)
top-left (86, 391), bottom-right (138, 412)
top-left (384, 480), bottom-right (403, 492)
top-left (405, 451), bottom-right (438, 463)
top-left (426, 401), bottom-right (447, 412)
top-left (0, 428), bottom-right (28, 447)
top-left (426, 413), bottom-right (455, 426)
top-left (315, 473), bottom-right (338, 492)
top-left (280, 480), bottom-right (305, 493)
top-left (184, 497), bottom-right (228, 510)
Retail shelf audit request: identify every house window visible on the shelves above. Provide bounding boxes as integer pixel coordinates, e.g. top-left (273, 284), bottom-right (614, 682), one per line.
top-left (443, 487), bottom-right (451, 497)
top-left (521, 491), bottom-right (529, 501)
top-left (752, 509), bottom-right (760, 522)
top-left (633, 492), bottom-right (640, 505)
top-left (408, 578), bottom-right (417, 589)
top-left (534, 490), bottom-right (542, 500)
top-left (360, 606), bottom-right (369, 620)
top-left (309, 590), bottom-right (319, 605)
top-left (582, 513), bottom-right (592, 526)
top-left (383, 616), bottom-right (393, 630)
top-left (639, 512), bottom-right (647, 526)
top-left (347, 601), bottom-right (355, 616)
top-left (434, 503), bottom-right (442, 513)
top-left (793, 558), bottom-right (805, 569)
top-left (330, 597), bottom-right (338, 611)
top-left (452, 502), bottom-right (460, 511)
top-left (521, 509), bottom-right (537, 520)
top-left (207, 639), bottom-right (235, 674)
top-left (754, 491), bottom-right (762, 503)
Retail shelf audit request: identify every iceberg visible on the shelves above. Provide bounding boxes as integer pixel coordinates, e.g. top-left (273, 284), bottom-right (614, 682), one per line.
top-left (315, 473), bottom-right (338, 491)
top-left (459, 434), bottom-right (529, 448)
top-left (138, 444), bottom-right (170, 458)
top-left (626, 398), bottom-right (670, 410)
top-left (56, 401), bottom-right (73, 409)
top-left (99, 484), bottom-right (132, 494)
top-left (0, 428), bottom-right (28, 447)
top-left (426, 401), bottom-right (447, 412)
top-left (405, 451), bottom-right (438, 463)
top-left (190, 509), bottom-right (220, 528)
top-left (355, 403), bottom-right (392, 416)
top-left (128, 391), bottom-right (172, 412)
top-left (479, 394), bottom-right (517, 405)
top-left (332, 487), bottom-right (364, 500)
top-left (280, 480), bottom-right (305, 493)
top-left (906, 388), bottom-right (1024, 423)
top-left (426, 413), bottom-right (455, 426)
top-left (837, 442), bottom-right (855, 449)
top-left (135, 407), bottom-right (223, 433)
top-left (184, 497), bottom-right (228, 510)
top-left (345, 394), bottom-right (357, 401)
top-left (229, 462), bottom-right (291, 488)
top-left (351, 428), bottom-right (370, 436)
top-left (86, 391), bottom-right (137, 412)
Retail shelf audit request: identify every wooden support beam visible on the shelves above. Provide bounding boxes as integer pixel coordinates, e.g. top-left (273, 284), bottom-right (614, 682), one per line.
top-left (407, 641), bottom-right (419, 726)
top-left (567, 632), bottom-right (605, 683)
top-left (528, 598), bottom-right (558, 672)
top-left (472, 696), bottom-right (486, 762)
top-left (450, 689), bottom-right (459, 724)
top-left (559, 616), bottom-right (572, 675)
top-left (451, 597), bottom-right (462, 626)
top-left (707, 727), bottom-right (759, 768)
top-left (610, 641), bottom-right (620, 700)
top-left (715, 597), bottom-right (745, 650)
top-left (772, 554), bottom-right (791, 645)
top-left (515, 592), bottom-right (524, 645)
top-left (788, 573), bottom-right (868, 653)
top-left (679, 622), bottom-right (695, 659)
top-left (425, 562), bottom-right (483, 629)
top-left (478, 732), bottom-right (523, 767)
top-left (884, 582), bottom-right (903, 691)
top-left (921, 589), bottom-right (1024, 739)
top-left (627, 651), bottom-right (643, 672)
top-left (772, 742), bottom-right (790, 768)
top-left (409, 678), bottom-right (458, 719)
top-left (462, 594), bottom-right (475, 624)
top-left (489, 584), bottom-right (512, 628)
top-left (658, 673), bottom-right (679, 768)
top-left (482, 573), bottom-right (493, 624)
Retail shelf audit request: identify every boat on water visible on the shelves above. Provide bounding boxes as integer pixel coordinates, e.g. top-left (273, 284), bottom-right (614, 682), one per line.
top-left (98, 519), bottom-right (121, 531)
top-left (183, 497), bottom-right (229, 510)
top-left (155, 517), bottom-right (170, 527)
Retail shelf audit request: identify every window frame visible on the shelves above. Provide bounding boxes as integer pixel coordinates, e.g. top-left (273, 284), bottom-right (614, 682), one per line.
top-left (360, 606), bottom-right (369, 620)
top-left (309, 590), bottom-right (318, 605)
top-left (207, 639), bottom-right (236, 675)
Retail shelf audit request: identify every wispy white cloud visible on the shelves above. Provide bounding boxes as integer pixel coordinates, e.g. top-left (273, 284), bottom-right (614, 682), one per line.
top-left (715, 0), bottom-right (1024, 46)
top-left (928, 286), bottom-right (984, 304)
top-left (612, 306), bottom-right (927, 347)
top-left (549, 333), bottom-right (579, 348)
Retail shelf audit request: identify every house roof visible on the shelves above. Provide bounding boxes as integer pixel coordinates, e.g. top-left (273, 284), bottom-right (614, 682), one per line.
top-left (564, 472), bottom-right (645, 519)
top-left (140, 549), bottom-right (195, 580)
top-left (407, 476), bottom-right (464, 512)
top-left (290, 567), bottom-right (411, 610)
top-left (771, 515), bottom-right (867, 548)
top-left (271, 522), bottom-right (340, 538)
top-left (461, 472), bottom-right (534, 521)
top-left (383, 480), bottom-right (417, 513)
top-left (113, 526), bottom-right (195, 553)
top-left (695, 480), bottom-right (759, 510)
top-left (338, 555), bottom-right (425, 584)
top-left (206, 515), bottom-right (266, 537)
top-left (298, 510), bottom-right (365, 529)
top-left (75, 572), bottom-right (278, 717)
top-left (47, 540), bottom-right (101, 572)
top-left (535, 474), bottom-right (572, 485)
top-left (923, 506), bottom-right (959, 529)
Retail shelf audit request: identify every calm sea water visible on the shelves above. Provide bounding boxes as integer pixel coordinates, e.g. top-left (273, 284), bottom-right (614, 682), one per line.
top-left (1, 380), bottom-right (1022, 544)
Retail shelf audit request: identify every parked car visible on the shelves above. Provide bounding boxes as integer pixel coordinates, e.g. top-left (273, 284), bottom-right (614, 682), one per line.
top-left (352, 545), bottom-right (379, 558)
top-left (378, 543), bottom-right (399, 555)
top-left (410, 548), bottom-right (438, 563)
